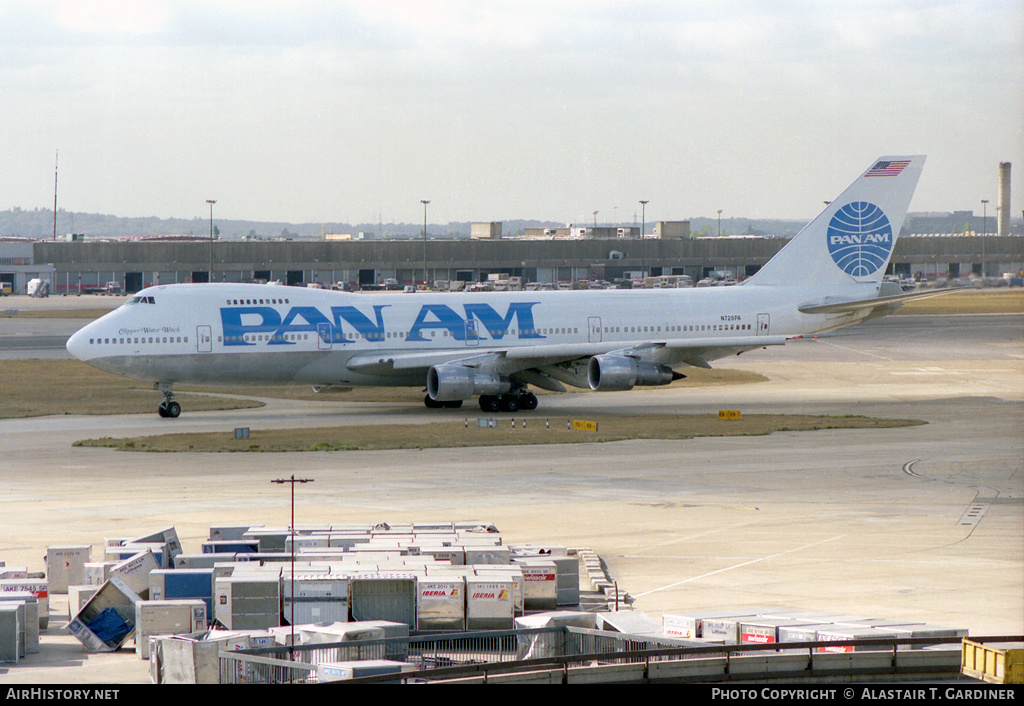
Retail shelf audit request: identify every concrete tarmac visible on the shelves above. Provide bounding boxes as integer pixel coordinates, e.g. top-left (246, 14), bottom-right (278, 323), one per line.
top-left (0, 300), bottom-right (1021, 684)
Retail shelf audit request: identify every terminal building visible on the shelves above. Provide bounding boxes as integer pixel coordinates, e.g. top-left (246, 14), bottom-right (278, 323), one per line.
top-left (2, 230), bottom-right (1022, 295)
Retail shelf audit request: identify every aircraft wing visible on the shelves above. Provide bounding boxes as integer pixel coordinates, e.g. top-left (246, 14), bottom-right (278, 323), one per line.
top-left (797, 287), bottom-right (962, 315)
top-left (345, 334), bottom-right (789, 386)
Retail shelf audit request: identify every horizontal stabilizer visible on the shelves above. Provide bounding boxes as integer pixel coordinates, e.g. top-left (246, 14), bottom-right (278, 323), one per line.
top-left (798, 288), bottom-right (963, 315)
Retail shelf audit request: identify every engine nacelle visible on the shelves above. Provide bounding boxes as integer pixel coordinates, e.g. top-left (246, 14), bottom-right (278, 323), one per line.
top-left (427, 365), bottom-right (511, 401)
top-left (587, 355), bottom-right (676, 392)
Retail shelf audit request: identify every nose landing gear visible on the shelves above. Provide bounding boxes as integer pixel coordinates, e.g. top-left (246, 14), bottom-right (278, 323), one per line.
top-left (157, 384), bottom-right (181, 418)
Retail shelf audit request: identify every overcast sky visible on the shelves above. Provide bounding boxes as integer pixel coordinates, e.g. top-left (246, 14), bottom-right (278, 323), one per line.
top-left (2, 0), bottom-right (1021, 228)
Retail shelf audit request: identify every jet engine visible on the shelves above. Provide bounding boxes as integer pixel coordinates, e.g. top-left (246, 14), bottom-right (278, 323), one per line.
top-left (587, 355), bottom-right (677, 391)
top-left (427, 365), bottom-right (511, 401)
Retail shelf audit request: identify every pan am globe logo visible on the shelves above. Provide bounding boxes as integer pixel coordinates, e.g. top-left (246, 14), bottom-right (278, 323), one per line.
top-left (827, 201), bottom-right (894, 278)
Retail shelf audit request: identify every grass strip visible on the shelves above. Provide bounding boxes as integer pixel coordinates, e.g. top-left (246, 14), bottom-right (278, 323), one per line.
top-left (73, 414), bottom-right (924, 453)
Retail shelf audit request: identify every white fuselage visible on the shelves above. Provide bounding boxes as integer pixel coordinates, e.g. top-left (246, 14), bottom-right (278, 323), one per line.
top-left (66, 281), bottom-right (874, 389)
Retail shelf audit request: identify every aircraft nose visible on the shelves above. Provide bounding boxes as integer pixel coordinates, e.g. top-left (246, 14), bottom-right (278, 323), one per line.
top-left (66, 325), bottom-right (92, 361)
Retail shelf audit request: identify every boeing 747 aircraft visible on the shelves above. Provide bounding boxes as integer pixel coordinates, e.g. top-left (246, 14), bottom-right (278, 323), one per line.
top-left (67, 156), bottom-right (942, 418)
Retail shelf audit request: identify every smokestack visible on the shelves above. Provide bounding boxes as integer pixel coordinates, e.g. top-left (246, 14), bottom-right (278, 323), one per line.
top-left (998, 162), bottom-right (1010, 237)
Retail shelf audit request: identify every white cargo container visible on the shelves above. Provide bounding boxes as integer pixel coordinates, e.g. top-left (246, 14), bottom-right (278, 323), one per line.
top-left (317, 660), bottom-right (415, 682)
top-left (128, 527), bottom-right (183, 561)
top-left (298, 622), bottom-right (386, 645)
top-left (214, 575), bottom-right (281, 630)
top-left (475, 568), bottom-right (524, 615)
top-left (46, 545), bottom-right (91, 593)
top-left (0, 592), bottom-right (38, 653)
top-left (514, 559), bottom-right (558, 610)
top-left (150, 630), bottom-right (251, 684)
top-left (109, 550), bottom-right (160, 598)
top-left (135, 600), bottom-right (207, 659)
top-left (66, 577), bottom-right (142, 653)
top-left (464, 546), bottom-right (510, 565)
top-left (68, 585), bottom-right (99, 619)
top-left (816, 626), bottom-right (898, 652)
top-left (106, 542), bottom-right (171, 569)
top-left (663, 612), bottom-right (724, 639)
top-left (888, 624), bottom-right (968, 649)
top-left (0, 578), bottom-right (49, 629)
top-left (466, 578), bottom-right (514, 630)
top-left (209, 525), bottom-right (259, 541)
top-left (420, 547), bottom-right (465, 565)
top-left (738, 617), bottom-right (825, 645)
top-left (84, 562), bottom-right (116, 586)
top-left (282, 576), bottom-right (349, 625)
top-left (416, 577), bottom-right (465, 631)
top-left (0, 604), bottom-right (20, 663)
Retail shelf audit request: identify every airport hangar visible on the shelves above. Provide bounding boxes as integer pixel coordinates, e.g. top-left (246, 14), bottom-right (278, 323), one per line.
top-left (5, 230), bottom-right (1024, 294)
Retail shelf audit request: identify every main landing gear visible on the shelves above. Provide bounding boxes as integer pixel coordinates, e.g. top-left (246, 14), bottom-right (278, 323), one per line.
top-left (157, 384), bottom-right (181, 418)
top-left (478, 390), bottom-right (538, 414)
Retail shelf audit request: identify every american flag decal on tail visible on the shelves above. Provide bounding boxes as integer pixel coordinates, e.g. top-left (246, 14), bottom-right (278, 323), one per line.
top-left (865, 159), bottom-right (910, 177)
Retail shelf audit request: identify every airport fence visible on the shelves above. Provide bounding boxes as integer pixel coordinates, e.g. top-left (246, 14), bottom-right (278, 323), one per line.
top-left (217, 628), bottom-right (1020, 684)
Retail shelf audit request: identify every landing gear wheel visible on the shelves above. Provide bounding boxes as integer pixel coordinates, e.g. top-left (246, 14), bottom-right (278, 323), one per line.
top-left (478, 395), bottom-right (501, 413)
top-left (158, 400), bottom-right (181, 418)
top-left (157, 384), bottom-right (180, 418)
top-left (500, 395), bottom-right (519, 414)
top-left (519, 392), bottom-right (538, 411)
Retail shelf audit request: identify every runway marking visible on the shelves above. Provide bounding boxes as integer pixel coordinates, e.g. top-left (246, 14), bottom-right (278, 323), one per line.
top-left (902, 459), bottom-right (927, 479)
top-left (631, 535), bottom-right (845, 598)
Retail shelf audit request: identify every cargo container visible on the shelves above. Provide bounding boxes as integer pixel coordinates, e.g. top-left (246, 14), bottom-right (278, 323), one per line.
top-left (109, 550), bottom-right (160, 598)
top-left (213, 575), bottom-right (281, 630)
top-left (416, 577), bottom-right (465, 631)
top-left (209, 525), bottom-right (259, 541)
top-left (149, 569), bottom-right (215, 616)
top-left (466, 578), bottom-right (514, 630)
top-left (84, 562), bottom-right (116, 586)
top-left (135, 600), bottom-right (207, 659)
top-left (738, 617), bottom-right (825, 645)
top-left (201, 540), bottom-right (259, 554)
top-left (0, 604), bottom-right (20, 663)
top-left (316, 659), bottom-right (415, 682)
top-left (662, 611), bottom-right (748, 639)
top-left (46, 545), bottom-right (91, 594)
top-left (464, 546), bottom-right (510, 565)
top-left (515, 559), bottom-right (558, 610)
top-left (0, 578), bottom-right (49, 629)
top-left (0, 592), bottom-right (38, 653)
top-left (127, 527), bottom-right (183, 560)
top-left (66, 577), bottom-right (142, 652)
top-left (815, 626), bottom-right (898, 652)
top-left (350, 577), bottom-right (416, 626)
top-left (282, 576), bottom-right (349, 625)
top-left (68, 585), bottom-right (99, 619)
top-left (887, 624), bottom-right (968, 649)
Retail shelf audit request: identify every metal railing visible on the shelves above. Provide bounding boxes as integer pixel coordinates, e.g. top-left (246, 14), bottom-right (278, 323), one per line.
top-left (217, 628), bottom-right (1022, 684)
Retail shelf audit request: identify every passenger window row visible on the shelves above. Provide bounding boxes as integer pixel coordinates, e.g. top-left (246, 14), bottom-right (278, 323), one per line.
top-left (88, 336), bottom-right (188, 345)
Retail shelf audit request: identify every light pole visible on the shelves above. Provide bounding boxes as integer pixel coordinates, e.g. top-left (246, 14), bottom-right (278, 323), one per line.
top-left (270, 474), bottom-right (314, 672)
top-left (593, 211), bottom-right (598, 233)
top-left (717, 209), bottom-right (723, 237)
top-left (639, 200), bottom-right (648, 280)
top-left (421, 199), bottom-right (430, 288)
top-left (206, 199), bottom-right (216, 283)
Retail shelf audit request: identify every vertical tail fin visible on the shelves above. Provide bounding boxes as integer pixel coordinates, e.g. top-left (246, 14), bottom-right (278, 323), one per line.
top-left (747, 156), bottom-right (925, 286)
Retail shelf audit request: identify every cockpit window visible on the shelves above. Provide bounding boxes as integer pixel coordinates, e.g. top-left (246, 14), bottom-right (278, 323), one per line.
top-left (126, 296), bottom-right (156, 305)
